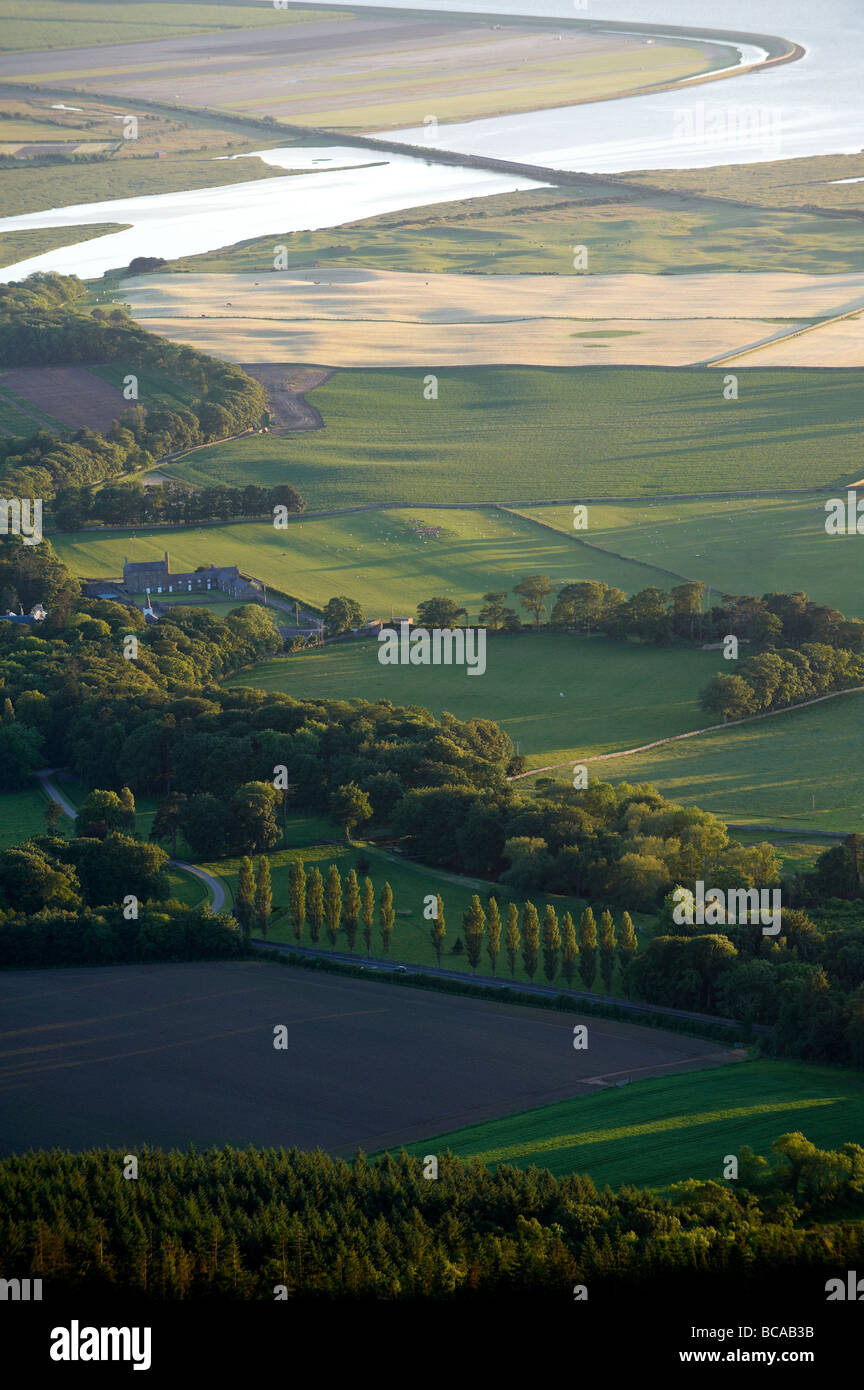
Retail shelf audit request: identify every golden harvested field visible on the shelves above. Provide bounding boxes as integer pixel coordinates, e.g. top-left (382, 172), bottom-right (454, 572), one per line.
top-left (120, 268), bottom-right (864, 367)
top-left (124, 314), bottom-right (792, 368)
top-left (717, 313), bottom-right (864, 367)
top-left (124, 268), bottom-right (864, 322)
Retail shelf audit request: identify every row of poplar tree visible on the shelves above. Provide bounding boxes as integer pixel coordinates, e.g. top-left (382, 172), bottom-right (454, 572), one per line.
top-left (263, 857), bottom-right (637, 991)
top-left (276, 861), bottom-right (397, 955)
top-left (443, 896), bottom-right (637, 991)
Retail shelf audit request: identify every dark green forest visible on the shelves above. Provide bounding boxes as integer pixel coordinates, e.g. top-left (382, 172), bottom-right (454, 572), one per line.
top-left (1, 1136), bottom-right (861, 1299)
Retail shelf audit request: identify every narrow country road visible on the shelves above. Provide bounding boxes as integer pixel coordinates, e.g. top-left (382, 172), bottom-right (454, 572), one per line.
top-left (36, 769), bottom-right (228, 912)
top-left (252, 937), bottom-right (768, 1035)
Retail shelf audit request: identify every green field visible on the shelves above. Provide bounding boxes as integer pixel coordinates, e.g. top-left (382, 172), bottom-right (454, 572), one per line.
top-left (390, 1059), bottom-right (864, 1188)
top-left (0, 144), bottom-right (287, 223)
top-left (0, 1), bottom-right (346, 50)
top-left (626, 151), bottom-right (864, 216)
top-left (171, 182), bottom-right (864, 278)
top-left (0, 386), bottom-right (61, 434)
top-left (52, 507), bottom-right (680, 620)
top-left (0, 783), bottom-right (51, 850)
top-left (163, 368), bottom-right (864, 508)
top-left (89, 362), bottom-right (201, 414)
top-left (540, 689), bottom-right (864, 834)
top-left (519, 494), bottom-right (864, 619)
top-left (130, 592), bottom-right (260, 619)
top-left (226, 634), bottom-right (721, 770)
top-left (0, 223), bottom-right (126, 270)
top-left (202, 836), bottom-right (648, 989)
top-left (731, 830), bottom-right (833, 878)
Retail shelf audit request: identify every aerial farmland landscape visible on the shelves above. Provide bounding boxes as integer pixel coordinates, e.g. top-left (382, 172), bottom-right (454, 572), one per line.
top-left (0, 0), bottom-right (862, 1369)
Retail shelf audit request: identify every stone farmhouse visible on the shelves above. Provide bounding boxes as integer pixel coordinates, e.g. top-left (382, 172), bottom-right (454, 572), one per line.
top-left (122, 551), bottom-right (262, 601)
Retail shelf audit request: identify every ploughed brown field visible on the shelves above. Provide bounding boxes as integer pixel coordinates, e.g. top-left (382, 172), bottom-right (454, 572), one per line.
top-left (0, 365), bottom-right (128, 432)
top-left (0, 961), bottom-right (737, 1156)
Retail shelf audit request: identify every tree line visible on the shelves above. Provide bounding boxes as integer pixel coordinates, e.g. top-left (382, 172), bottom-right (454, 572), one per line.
top-left (50, 479), bottom-right (303, 531)
top-left (0, 901), bottom-right (242, 969)
top-left (338, 576), bottom-right (864, 657)
top-left (1, 1134), bottom-right (861, 1299)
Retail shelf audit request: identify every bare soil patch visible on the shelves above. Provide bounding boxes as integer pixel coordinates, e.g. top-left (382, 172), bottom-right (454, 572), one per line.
top-left (239, 364), bottom-right (335, 432)
top-left (0, 364), bottom-right (128, 431)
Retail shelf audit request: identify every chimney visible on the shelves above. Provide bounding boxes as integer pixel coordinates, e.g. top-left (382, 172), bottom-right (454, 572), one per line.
top-left (164, 550), bottom-right (170, 572)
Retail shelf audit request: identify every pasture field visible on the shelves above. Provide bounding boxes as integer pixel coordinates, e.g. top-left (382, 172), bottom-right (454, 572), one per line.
top-left (392, 1059), bottom-right (864, 1188)
top-left (627, 151), bottom-right (864, 215)
top-left (199, 838), bottom-right (649, 991)
top-left (171, 184), bottom-right (864, 279)
top-left (0, 961), bottom-right (731, 1157)
top-left (518, 494), bottom-right (864, 619)
top-left (0, 784), bottom-right (51, 850)
top-left (225, 634), bottom-right (722, 771)
top-left (163, 368), bottom-right (864, 506)
top-left (538, 689), bottom-right (864, 833)
top-left (51, 507), bottom-right (678, 618)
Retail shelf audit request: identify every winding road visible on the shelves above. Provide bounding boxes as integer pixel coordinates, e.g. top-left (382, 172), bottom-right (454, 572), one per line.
top-left (36, 769), bottom-right (228, 912)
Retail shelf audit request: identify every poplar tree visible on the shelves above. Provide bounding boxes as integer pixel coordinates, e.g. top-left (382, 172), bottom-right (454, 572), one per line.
top-left (505, 903), bottom-right (520, 978)
top-left (324, 864), bottom-right (342, 950)
top-left (306, 865), bottom-right (323, 945)
top-left (362, 877), bottom-right (375, 955)
top-left (542, 904), bottom-right (561, 984)
top-left (579, 906), bottom-right (597, 990)
top-left (236, 857), bottom-right (255, 940)
top-left (379, 882), bottom-right (395, 956)
top-left (521, 901), bottom-right (540, 981)
top-left (463, 894), bottom-right (486, 974)
top-left (430, 894), bottom-right (446, 965)
top-left (560, 911), bottom-right (578, 990)
top-left (618, 911), bottom-right (638, 995)
top-left (119, 785), bottom-right (136, 835)
top-left (288, 859), bottom-right (306, 943)
top-left (486, 897), bottom-right (502, 976)
top-left (255, 855), bottom-right (272, 937)
top-left (343, 868), bottom-right (361, 952)
top-left (45, 799), bottom-right (63, 836)
top-left (599, 909), bottom-right (617, 993)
